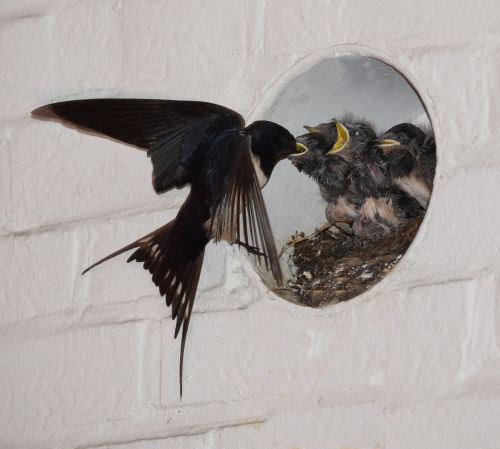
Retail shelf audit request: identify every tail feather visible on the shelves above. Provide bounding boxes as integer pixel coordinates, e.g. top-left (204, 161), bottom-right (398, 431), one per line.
top-left (82, 190), bottom-right (210, 399)
top-left (178, 252), bottom-right (203, 399)
top-left (127, 238), bottom-right (206, 399)
top-left (82, 240), bottom-right (140, 275)
top-left (82, 223), bottom-right (171, 275)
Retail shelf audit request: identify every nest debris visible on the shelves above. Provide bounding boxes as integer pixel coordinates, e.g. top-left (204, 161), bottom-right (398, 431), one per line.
top-left (277, 213), bottom-right (425, 307)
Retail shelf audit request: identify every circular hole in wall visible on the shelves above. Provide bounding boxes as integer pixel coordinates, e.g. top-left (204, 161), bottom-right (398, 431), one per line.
top-left (253, 54), bottom-right (435, 307)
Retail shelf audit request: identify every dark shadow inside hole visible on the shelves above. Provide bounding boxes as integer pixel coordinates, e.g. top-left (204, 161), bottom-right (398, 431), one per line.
top-left (252, 54), bottom-right (435, 307)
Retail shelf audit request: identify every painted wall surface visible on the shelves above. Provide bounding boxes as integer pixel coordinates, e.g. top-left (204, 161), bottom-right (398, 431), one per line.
top-left (1, 1), bottom-right (500, 448)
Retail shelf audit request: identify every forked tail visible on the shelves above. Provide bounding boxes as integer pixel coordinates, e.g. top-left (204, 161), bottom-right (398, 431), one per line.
top-left (83, 191), bottom-right (210, 398)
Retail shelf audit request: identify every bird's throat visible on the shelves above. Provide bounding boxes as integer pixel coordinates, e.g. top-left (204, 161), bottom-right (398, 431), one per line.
top-left (250, 152), bottom-right (269, 188)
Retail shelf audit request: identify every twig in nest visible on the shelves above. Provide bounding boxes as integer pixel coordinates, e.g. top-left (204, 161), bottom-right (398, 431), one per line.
top-left (279, 222), bottom-right (347, 257)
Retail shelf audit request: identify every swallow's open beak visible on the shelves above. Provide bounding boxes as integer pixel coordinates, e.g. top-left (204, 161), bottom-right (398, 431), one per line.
top-left (326, 122), bottom-right (349, 155)
top-left (288, 142), bottom-right (309, 159)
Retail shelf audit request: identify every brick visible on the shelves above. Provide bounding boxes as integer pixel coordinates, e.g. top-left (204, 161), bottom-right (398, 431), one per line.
top-left (0, 322), bottom-right (159, 445)
top-left (3, 119), bottom-right (186, 232)
top-left (0, 229), bottom-right (78, 324)
top-left (383, 167), bottom-right (500, 287)
top-left (0, 130), bottom-right (10, 236)
top-left (51, 0), bottom-right (124, 95)
top-left (90, 432), bottom-right (215, 449)
top-left (0, 212), bottom-right (174, 325)
top-left (0, 1), bottom-right (80, 21)
top-left (455, 48), bottom-right (500, 168)
top-left (399, 46), bottom-right (493, 171)
top-left (0, 15), bottom-right (52, 120)
top-left (259, 1), bottom-right (500, 64)
top-left (121, 0), bottom-right (262, 106)
top-left (215, 392), bottom-right (500, 449)
top-left (160, 279), bottom-right (472, 405)
top-left (496, 274), bottom-right (500, 351)
top-left (459, 275), bottom-right (498, 378)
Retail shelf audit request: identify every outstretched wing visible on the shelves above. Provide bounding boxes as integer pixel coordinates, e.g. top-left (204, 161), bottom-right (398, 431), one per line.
top-left (32, 98), bottom-right (244, 193)
top-left (211, 133), bottom-right (283, 286)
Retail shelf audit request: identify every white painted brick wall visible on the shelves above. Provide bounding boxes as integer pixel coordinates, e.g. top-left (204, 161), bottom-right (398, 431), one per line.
top-left (1, 1), bottom-right (500, 448)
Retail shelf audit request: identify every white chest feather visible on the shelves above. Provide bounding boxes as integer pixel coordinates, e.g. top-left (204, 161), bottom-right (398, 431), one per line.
top-left (250, 152), bottom-right (269, 188)
top-left (395, 174), bottom-right (430, 209)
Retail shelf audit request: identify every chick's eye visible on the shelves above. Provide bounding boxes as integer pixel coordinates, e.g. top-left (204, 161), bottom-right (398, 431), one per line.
top-left (355, 131), bottom-right (360, 136)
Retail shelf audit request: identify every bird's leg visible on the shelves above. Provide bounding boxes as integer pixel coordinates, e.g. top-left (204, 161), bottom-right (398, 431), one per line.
top-left (324, 196), bottom-right (357, 237)
top-left (234, 239), bottom-right (268, 259)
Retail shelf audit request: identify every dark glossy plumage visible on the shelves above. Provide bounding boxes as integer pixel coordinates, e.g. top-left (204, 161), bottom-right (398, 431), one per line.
top-left (32, 98), bottom-right (303, 397)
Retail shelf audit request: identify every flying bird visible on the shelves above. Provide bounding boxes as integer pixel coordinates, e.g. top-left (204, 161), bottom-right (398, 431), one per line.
top-left (32, 98), bottom-right (308, 397)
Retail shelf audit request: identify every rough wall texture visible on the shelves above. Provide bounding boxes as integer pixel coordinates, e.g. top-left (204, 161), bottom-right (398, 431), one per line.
top-left (1, 1), bottom-right (500, 448)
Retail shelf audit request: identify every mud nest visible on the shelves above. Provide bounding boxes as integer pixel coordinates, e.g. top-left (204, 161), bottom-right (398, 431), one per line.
top-left (276, 213), bottom-right (424, 307)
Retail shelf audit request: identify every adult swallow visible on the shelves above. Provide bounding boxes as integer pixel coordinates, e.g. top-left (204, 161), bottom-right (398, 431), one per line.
top-left (32, 98), bottom-right (308, 397)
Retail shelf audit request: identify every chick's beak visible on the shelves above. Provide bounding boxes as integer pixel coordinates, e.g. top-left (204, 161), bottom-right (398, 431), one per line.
top-left (326, 122), bottom-right (349, 155)
top-left (287, 142), bottom-right (309, 159)
top-left (375, 139), bottom-right (401, 155)
top-left (303, 125), bottom-right (318, 133)
top-left (376, 139), bottom-right (401, 148)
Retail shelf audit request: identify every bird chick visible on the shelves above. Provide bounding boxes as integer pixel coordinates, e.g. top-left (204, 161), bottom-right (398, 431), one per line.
top-left (324, 119), bottom-right (388, 234)
top-left (294, 129), bottom-right (350, 203)
top-left (376, 123), bottom-right (435, 209)
top-left (324, 119), bottom-right (422, 241)
top-left (293, 117), bottom-right (420, 242)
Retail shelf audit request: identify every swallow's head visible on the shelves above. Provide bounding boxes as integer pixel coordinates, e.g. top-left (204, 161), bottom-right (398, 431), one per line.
top-left (245, 121), bottom-right (308, 162)
top-left (243, 121), bottom-right (308, 186)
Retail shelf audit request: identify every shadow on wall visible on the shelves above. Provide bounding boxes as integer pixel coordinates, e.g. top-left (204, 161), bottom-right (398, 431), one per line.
top-left (254, 54), bottom-right (434, 306)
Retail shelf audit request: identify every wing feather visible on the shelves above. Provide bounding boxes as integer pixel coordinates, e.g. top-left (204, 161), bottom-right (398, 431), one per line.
top-left (32, 98), bottom-right (244, 193)
top-left (212, 135), bottom-right (283, 286)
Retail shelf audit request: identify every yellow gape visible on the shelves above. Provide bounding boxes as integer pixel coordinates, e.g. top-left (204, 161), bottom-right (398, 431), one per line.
top-left (327, 122), bottom-right (350, 154)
